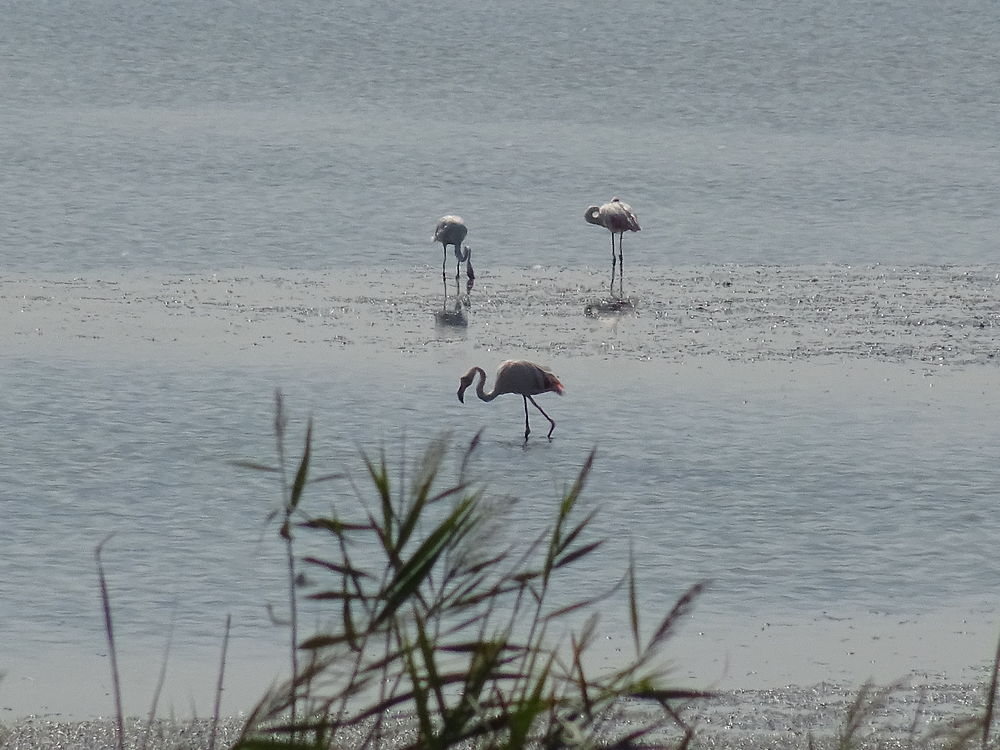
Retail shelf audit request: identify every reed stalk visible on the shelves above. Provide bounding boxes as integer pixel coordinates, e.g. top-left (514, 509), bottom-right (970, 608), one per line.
top-left (95, 533), bottom-right (126, 750)
top-left (236, 403), bottom-right (713, 749)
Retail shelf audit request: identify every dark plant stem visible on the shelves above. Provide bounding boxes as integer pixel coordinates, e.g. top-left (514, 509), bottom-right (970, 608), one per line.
top-left (140, 619), bottom-right (175, 750)
top-left (274, 390), bottom-right (300, 733)
top-left (95, 533), bottom-right (125, 750)
top-left (208, 615), bottom-right (231, 750)
top-left (283, 518), bottom-right (299, 724)
top-left (983, 629), bottom-right (1000, 750)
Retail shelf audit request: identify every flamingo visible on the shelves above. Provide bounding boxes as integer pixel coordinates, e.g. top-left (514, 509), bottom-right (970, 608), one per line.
top-left (584, 197), bottom-right (640, 297)
top-left (433, 215), bottom-right (475, 281)
top-left (457, 360), bottom-right (564, 441)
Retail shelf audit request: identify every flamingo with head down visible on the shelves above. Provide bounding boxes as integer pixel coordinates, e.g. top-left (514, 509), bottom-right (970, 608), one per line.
top-left (457, 360), bottom-right (564, 441)
top-left (433, 215), bottom-right (474, 281)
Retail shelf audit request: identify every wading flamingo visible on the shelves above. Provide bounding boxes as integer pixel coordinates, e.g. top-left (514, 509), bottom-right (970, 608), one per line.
top-left (433, 215), bottom-right (474, 281)
top-left (584, 197), bottom-right (640, 297)
top-left (457, 360), bottom-right (564, 441)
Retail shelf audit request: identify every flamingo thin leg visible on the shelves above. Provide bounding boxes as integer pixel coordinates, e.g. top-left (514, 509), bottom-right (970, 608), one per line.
top-left (618, 234), bottom-right (625, 298)
top-left (527, 395), bottom-right (556, 439)
top-left (522, 396), bottom-right (531, 441)
top-left (610, 233), bottom-right (617, 296)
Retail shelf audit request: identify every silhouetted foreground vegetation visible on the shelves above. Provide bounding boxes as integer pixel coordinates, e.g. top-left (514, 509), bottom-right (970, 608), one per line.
top-left (232, 393), bottom-right (713, 748)
top-left (63, 394), bottom-right (1000, 748)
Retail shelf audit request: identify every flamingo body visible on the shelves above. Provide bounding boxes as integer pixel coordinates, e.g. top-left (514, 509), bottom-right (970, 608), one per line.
top-left (584, 197), bottom-right (640, 296)
top-left (457, 360), bottom-right (564, 440)
top-left (433, 215), bottom-right (474, 281)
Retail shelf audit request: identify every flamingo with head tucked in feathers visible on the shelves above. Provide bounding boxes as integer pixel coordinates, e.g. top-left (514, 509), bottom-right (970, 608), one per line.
top-left (457, 360), bottom-right (564, 441)
top-left (584, 197), bottom-right (640, 297)
top-left (433, 215), bottom-right (474, 281)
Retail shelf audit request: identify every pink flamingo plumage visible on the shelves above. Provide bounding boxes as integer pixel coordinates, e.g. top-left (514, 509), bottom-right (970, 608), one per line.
top-left (433, 215), bottom-right (474, 281)
top-left (457, 360), bottom-right (564, 441)
top-left (584, 197), bottom-right (640, 297)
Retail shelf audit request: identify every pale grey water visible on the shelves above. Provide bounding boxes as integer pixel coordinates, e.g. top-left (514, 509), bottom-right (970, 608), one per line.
top-left (3, 0), bottom-right (998, 272)
top-left (6, 353), bottom-right (995, 641)
top-left (2, 0), bottom-right (1000, 721)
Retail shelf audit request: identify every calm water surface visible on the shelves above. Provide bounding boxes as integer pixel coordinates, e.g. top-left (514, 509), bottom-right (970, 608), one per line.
top-left (3, 352), bottom-right (998, 683)
top-left (2, 0), bottom-right (998, 272)
top-left (2, 0), bottom-right (999, 718)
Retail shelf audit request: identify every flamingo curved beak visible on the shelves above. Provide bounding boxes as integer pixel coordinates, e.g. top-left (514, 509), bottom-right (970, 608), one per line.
top-left (457, 376), bottom-right (473, 403)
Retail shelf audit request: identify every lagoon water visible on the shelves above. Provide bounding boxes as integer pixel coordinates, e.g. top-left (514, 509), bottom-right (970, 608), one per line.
top-left (2, 0), bottom-right (1000, 721)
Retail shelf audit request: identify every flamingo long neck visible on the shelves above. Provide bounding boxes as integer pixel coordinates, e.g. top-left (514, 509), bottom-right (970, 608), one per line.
top-left (584, 206), bottom-right (603, 226)
top-left (474, 367), bottom-right (499, 402)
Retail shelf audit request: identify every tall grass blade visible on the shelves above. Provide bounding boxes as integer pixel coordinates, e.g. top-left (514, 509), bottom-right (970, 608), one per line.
top-left (508, 652), bottom-right (556, 748)
top-left (364, 450), bottom-right (395, 537)
top-left (414, 614), bottom-right (448, 721)
top-left (457, 430), bottom-right (482, 481)
top-left (644, 581), bottom-right (708, 659)
top-left (373, 498), bottom-right (475, 627)
top-left (398, 633), bottom-right (435, 744)
top-left (569, 614), bottom-right (599, 717)
top-left (544, 452), bottom-right (595, 584)
top-left (552, 539), bottom-right (603, 570)
top-left (628, 546), bottom-right (641, 660)
top-left (208, 614), bottom-right (231, 750)
top-left (95, 534), bottom-right (125, 750)
top-left (983, 630), bottom-right (1000, 750)
top-left (139, 618), bottom-right (174, 750)
top-left (287, 419), bottom-right (312, 516)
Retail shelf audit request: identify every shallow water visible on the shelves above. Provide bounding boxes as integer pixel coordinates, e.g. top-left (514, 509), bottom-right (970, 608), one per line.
top-left (2, 266), bottom-right (1000, 718)
top-left (3, 0), bottom-right (1000, 721)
